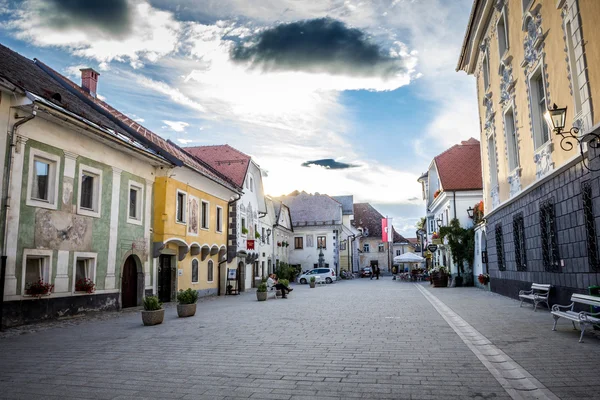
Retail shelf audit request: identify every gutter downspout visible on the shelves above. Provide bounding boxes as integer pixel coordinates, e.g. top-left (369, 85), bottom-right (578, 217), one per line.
top-left (1, 109), bottom-right (37, 330)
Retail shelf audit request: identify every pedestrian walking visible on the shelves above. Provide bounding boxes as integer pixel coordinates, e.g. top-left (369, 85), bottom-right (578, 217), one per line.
top-left (375, 265), bottom-right (380, 280)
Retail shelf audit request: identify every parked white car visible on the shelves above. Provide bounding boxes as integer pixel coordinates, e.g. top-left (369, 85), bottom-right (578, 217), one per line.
top-left (297, 268), bottom-right (337, 284)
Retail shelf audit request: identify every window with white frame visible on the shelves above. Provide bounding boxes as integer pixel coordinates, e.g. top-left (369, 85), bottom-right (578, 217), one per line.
top-left (529, 67), bottom-right (550, 149)
top-left (396, 250), bottom-right (402, 256)
top-left (176, 190), bottom-right (187, 223)
top-left (216, 206), bottom-right (223, 233)
top-left (363, 243), bottom-right (370, 253)
top-left (73, 252), bottom-right (97, 292)
top-left (488, 135), bottom-right (498, 187)
top-left (207, 260), bottom-right (214, 282)
top-left (192, 259), bottom-right (199, 283)
top-left (482, 53), bottom-right (490, 91)
top-left (201, 200), bottom-right (209, 229)
top-left (27, 149), bottom-right (60, 209)
top-left (127, 181), bottom-right (143, 225)
top-left (497, 10), bottom-right (509, 59)
top-left (77, 165), bottom-right (102, 217)
top-left (241, 216), bottom-right (246, 235)
top-left (249, 176), bottom-right (254, 192)
top-left (22, 249), bottom-right (52, 295)
top-left (565, 21), bottom-right (582, 115)
top-left (261, 227), bottom-right (265, 244)
top-left (340, 241), bottom-right (346, 251)
top-left (504, 107), bottom-right (520, 171)
top-left (378, 243), bottom-right (385, 252)
top-left (317, 236), bottom-right (326, 249)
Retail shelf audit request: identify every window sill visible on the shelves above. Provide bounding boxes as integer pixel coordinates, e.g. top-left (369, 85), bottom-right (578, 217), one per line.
top-left (26, 198), bottom-right (58, 210)
top-left (175, 221), bottom-right (187, 226)
top-left (127, 218), bottom-right (143, 226)
top-left (77, 208), bottom-right (101, 219)
top-left (201, 227), bottom-right (209, 231)
top-left (192, 282), bottom-right (199, 285)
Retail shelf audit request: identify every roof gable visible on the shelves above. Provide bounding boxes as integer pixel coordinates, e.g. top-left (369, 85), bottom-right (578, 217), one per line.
top-left (185, 145), bottom-right (251, 188)
top-left (353, 203), bottom-right (407, 243)
top-left (433, 138), bottom-right (482, 191)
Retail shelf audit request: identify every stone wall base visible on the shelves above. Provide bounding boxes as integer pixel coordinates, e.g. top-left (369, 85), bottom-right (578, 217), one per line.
top-left (2, 293), bottom-right (119, 328)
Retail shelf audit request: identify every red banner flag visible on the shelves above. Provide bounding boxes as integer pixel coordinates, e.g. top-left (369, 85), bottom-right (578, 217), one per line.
top-left (247, 240), bottom-right (255, 250)
top-left (382, 218), bottom-right (388, 242)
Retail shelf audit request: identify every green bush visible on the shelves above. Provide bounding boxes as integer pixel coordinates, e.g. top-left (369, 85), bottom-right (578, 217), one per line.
top-left (176, 288), bottom-right (198, 304)
top-left (310, 276), bottom-right (316, 283)
top-left (279, 279), bottom-right (289, 287)
top-left (257, 283), bottom-right (267, 292)
top-left (276, 262), bottom-right (302, 281)
top-left (143, 296), bottom-right (162, 311)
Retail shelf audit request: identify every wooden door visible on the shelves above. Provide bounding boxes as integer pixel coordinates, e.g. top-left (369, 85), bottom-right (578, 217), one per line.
top-left (121, 256), bottom-right (137, 308)
top-left (158, 255), bottom-right (172, 303)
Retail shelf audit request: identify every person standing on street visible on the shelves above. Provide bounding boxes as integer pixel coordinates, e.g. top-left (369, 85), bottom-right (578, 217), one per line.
top-left (375, 265), bottom-right (380, 280)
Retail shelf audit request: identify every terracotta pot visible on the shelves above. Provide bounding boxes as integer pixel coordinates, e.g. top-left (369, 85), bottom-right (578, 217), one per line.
top-left (431, 272), bottom-right (448, 288)
top-left (309, 282), bottom-right (316, 288)
top-left (257, 291), bottom-right (267, 301)
top-left (141, 309), bottom-right (165, 326)
top-left (177, 303), bottom-right (197, 317)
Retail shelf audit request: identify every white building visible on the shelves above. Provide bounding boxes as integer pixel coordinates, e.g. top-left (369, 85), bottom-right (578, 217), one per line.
top-left (280, 192), bottom-right (342, 274)
top-left (417, 138), bottom-right (484, 285)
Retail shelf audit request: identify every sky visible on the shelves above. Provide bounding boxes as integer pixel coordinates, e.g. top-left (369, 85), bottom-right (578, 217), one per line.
top-left (0, 0), bottom-right (480, 237)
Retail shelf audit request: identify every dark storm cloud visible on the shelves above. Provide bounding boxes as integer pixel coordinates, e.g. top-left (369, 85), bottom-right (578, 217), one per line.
top-left (230, 18), bottom-right (407, 78)
top-left (301, 159), bottom-right (359, 170)
top-left (44, 0), bottom-right (132, 37)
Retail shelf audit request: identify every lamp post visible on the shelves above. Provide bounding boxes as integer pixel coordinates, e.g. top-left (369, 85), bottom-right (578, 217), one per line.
top-left (436, 218), bottom-right (443, 230)
top-left (545, 103), bottom-right (600, 171)
top-left (467, 207), bottom-right (474, 219)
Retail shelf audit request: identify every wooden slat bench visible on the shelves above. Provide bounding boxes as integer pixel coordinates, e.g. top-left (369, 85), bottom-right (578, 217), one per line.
top-left (519, 283), bottom-right (551, 311)
top-left (551, 294), bottom-right (600, 343)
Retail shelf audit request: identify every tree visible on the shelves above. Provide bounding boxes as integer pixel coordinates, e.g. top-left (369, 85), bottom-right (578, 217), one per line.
top-left (439, 218), bottom-right (475, 285)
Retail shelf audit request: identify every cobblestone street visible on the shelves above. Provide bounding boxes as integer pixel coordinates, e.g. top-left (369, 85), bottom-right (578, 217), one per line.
top-left (1, 279), bottom-right (599, 400)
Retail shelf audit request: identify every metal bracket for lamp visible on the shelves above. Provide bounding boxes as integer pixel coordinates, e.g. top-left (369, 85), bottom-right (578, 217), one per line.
top-left (545, 103), bottom-right (600, 172)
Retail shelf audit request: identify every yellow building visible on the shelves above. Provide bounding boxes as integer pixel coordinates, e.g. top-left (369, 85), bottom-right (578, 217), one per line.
top-left (152, 149), bottom-right (242, 301)
top-left (457, 0), bottom-right (600, 303)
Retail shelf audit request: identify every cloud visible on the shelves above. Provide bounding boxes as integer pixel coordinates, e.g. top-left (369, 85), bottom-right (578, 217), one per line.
top-left (6, 0), bottom-right (181, 66)
top-left (231, 18), bottom-right (413, 79)
top-left (42, 0), bottom-right (132, 38)
top-left (162, 120), bottom-right (189, 132)
top-left (301, 159), bottom-right (359, 169)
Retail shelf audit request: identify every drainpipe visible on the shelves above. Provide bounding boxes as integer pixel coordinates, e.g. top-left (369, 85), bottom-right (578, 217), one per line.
top-left (453, 191), bottom-right (457, 220)
top-left (1, 108), bottom-right (37, 330)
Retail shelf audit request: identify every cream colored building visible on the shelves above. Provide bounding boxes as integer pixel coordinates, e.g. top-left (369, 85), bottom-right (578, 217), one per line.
top-left (457, 0), bottom-right (600, 303)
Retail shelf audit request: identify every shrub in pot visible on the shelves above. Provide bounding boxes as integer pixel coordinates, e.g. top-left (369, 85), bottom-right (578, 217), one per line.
top-left (309, 276), bottom-right (316, 288)
top-left (256, 283), bottom-right (268, 301)
top-left (141, 296), bottom-right (164, 326)
top-left (176, 288), bottom-right (198, 317)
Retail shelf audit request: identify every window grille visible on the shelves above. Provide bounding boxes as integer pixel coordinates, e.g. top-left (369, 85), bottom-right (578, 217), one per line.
top-left (513, 213), bottom-right (527, 271)
top-left (582, 182), bottom-right (599, 272)
top-left (495, 224), bottom-right (505, 271)
top-left (540, 200), bottom-right (560, 272)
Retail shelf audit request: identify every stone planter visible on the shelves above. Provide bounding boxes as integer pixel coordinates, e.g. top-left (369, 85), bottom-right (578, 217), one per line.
top-left (177, 303), bottom-right (197, 318)
top-left (309, 282), bottom-right (316, 288)
top-left (257, 291), bottom-right (267, 301)
top-left (141, 309), bottom-right (165, 326)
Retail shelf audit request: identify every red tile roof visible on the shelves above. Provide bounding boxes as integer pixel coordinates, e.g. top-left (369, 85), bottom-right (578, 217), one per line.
top-left (32, 60), bottom-right (241, 192)
top-left (434, 138), bottom-right (482, 191)
top-left (184, 145), bottom-right (251, 188)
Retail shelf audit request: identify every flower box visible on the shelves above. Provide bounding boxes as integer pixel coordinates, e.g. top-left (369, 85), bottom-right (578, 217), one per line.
top-left (75, 278), bottom-right (96, 294)
top-left (25, 280), bottom-right (54, 297)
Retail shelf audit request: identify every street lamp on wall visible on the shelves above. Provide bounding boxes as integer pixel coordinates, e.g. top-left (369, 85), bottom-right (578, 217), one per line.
top-left (436, 218), bottom-right (443, 229)
top-left (266, 228), bottom-right (272, 237)
top-left (467, 206), bottom-right (474, 219)
top-left (545, 103), bottom-right (600, 171)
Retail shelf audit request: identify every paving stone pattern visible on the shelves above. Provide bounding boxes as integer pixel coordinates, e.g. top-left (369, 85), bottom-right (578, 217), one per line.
top-left (0, 279), bottom-right (599, 399)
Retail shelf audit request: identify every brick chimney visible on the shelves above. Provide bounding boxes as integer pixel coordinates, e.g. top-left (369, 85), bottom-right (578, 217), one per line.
top-left (80, 68), bottom-right (100, 98)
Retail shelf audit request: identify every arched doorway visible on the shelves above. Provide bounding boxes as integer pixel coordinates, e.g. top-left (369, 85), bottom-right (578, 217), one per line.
top-left (122, 256), bottom-right (138, 308)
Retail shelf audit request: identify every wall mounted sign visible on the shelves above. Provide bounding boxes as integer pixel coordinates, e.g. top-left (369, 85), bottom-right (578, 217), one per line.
top-left (427, 244), bottom-right (438, 252)
top-left (247, 239), bottom-right (255, 250)
top-left (227, 269), bottom-right (237, 280)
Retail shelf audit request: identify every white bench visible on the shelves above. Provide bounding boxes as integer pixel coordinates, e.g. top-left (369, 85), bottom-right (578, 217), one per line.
top-left (551, 293), bottom-right (600, 343)
top-left (519, 283), bottom-right (551, 311)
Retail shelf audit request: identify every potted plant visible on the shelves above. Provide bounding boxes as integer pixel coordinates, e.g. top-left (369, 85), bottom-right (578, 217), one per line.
top-left (141, 296), bottom-right (164, 326)
top-left (256, 283), bottom-right (268, 301)
top-left (75, 278), bottom-right (95, 294)
top-left (309, 276), bottom-right (316, 288)
top-left (176, 288), bottom-right (198, 317)
top-left (434, 189), bottom-right (441, 199)
top-left (478, 273), bottom-right (490, 285)
top-left (241, 227), bottom-right (249, 235)
top-left (25, 279), bottom-right (54, 297)
top-left (277, 242), bottom-right (282, 247)
top-left (430, 266), bottom-right (448, 288)
top-left (255, 231), bottom-right (261, 239)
